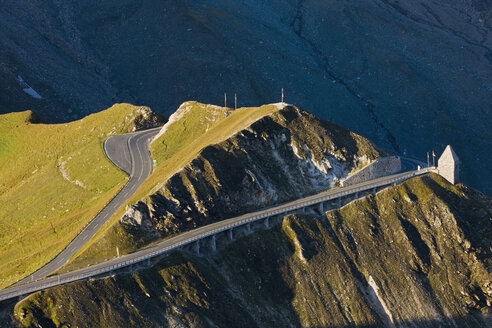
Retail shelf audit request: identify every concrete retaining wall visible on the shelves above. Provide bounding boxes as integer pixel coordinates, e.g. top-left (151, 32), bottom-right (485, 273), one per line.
top-left (342, 156), bottom-right (401, 187)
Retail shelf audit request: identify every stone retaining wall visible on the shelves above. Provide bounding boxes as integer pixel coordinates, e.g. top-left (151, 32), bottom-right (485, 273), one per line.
top-left (342, 156), bottom-right (401, 187)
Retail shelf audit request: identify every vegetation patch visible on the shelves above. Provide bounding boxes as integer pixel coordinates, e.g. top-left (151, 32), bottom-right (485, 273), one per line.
top-left (0, 104), bottom-right (158, 288)
top-left (66, 102), bottom-right (384, 273)
top-left (63, 102), bottom-right (282, 270)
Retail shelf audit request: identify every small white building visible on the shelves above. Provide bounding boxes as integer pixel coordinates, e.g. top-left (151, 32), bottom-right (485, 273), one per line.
top-left (438, 145), bottom-right (459, 184)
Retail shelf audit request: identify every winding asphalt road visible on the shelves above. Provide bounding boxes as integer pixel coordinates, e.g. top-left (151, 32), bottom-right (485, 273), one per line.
top-left (1, 130), bottom-right (429, 301)
top-left (15, 127), bottom-right (160, 285)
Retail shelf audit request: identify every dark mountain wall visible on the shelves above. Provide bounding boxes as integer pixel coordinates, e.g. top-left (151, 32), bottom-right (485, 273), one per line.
top-left (0, 0), bottom-right (491, 193)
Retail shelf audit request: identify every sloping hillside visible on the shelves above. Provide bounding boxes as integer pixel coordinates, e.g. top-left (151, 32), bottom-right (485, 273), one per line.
top-left (10, 174), bottom-right (491, 327)
top-left (144, 104), bottom-right (381, 235)
top-left (0, 105), bottom-right (162, 288)
top-left (65, 103), bottom-right (384, 270)
top-left (0, 0), bottom-right (490, 194)
top-left (58, 102), bottom-right (286, 269)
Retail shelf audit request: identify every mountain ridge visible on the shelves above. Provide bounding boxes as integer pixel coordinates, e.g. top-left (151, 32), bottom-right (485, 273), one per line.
top-left (63, 103), bottom-right (390, 271)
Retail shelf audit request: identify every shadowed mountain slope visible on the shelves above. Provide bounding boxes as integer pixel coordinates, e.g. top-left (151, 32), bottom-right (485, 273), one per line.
top-left (0, 0), bottom-right (490, 193)
top-left (7, 174), bottom-right (491, 327)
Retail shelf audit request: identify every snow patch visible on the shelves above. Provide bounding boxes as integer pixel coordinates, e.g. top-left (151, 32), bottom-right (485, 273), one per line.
top-left (17, 76), bottom-right (42, 99)
top-left (23, 87), bottom-right (42, 99)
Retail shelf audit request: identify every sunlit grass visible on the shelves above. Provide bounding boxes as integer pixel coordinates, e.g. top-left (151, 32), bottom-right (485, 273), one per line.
top-left (0, 104), bottom-right (147, 288)
top-left (63, 101), bottom-right (283, 270)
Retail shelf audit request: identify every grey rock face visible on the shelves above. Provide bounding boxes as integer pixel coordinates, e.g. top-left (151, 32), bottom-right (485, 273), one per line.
top-left (120, 202), bottom-right (152, 229)
top-left (142, 106), bottom-right (382, 236)
top-left (131, 106), bottom-right (165, 131)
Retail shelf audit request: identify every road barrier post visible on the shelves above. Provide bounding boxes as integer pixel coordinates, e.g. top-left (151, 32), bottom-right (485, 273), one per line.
top-left (210, 235), bottom-right (216, 252)
top-left (228, 229), bottom-right (233, 241)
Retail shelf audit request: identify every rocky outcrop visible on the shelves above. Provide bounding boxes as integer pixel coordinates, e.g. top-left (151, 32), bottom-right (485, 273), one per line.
top-left (13, 174), bottom-right (492, 327)
top-left (129, 106), bottom-right (166, 131)
top-left (131, 106), bottom-right (382, 236)
top-left (120, 202), bottom-right (152, 230)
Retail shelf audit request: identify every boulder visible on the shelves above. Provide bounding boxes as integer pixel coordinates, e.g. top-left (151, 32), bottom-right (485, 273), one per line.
top-left (120, 202), bottom-right (153, 229)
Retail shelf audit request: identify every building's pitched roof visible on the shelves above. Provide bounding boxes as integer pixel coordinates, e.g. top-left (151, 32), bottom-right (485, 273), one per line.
top-left (439, 145), bottom-right (459, 163)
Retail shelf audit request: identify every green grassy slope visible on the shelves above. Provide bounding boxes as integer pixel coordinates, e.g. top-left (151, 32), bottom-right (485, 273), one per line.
top-left (62, 101), bottom-right (283, 270)
top-left (0, 104), bottom-right (150, 288)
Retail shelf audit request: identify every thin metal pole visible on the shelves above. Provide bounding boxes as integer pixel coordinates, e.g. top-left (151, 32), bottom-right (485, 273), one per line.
top-left (235, 93), bottom-right (237, 110)
top-left (281, 88), bottom-right (284, 103)
top-left (224, 93), bottom-right (227, 108)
